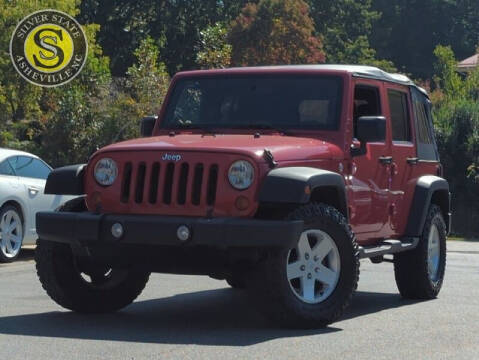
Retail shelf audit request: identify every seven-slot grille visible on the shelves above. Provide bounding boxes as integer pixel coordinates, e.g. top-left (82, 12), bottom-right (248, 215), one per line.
top-left (120, 161), bottom-right (219, 207)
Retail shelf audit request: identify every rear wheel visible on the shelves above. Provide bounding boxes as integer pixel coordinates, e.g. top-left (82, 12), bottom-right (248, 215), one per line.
top-left (253, 203), bottom-right (359, 328)
top-left (0, 205), bottom-right (24, 263)
top-left (394, 205), bottom-right (446, 299)
top-left (35, 239), bottom-right (150, 313)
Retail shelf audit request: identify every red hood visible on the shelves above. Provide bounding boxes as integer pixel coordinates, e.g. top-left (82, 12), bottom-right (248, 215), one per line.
top-left (98, 133), bottom-right (344, 163)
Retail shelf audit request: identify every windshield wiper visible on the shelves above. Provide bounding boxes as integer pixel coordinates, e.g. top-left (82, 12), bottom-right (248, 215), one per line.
top-left (232, 123), bottom-right (292, 135)
top-left (170, 123), bottom-right (218, 135)
top-left (233, 123), bottom-right (275, 129)
top-left (168, 122), bottom-right (292, 135)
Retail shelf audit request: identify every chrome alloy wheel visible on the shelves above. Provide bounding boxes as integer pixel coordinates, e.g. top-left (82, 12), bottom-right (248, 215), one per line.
top-left (427, 224), bottom-right (441, 282)
top-left (0, 210), bottom-right (23, 259)
top-left (287, 229), bottom-right (341, 304)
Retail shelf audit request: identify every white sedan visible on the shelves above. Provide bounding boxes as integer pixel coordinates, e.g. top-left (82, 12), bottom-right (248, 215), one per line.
top-left (0, 148), bottom-right (72, 262)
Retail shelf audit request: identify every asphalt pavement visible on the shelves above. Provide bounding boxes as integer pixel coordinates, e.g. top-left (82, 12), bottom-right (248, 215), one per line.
top-left (0, 240), bottom-right (478, 360)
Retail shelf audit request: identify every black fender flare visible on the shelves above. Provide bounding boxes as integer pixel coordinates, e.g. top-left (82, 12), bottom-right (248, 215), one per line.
top-left (258, 167), bottom-right (348, 218)
top-left (405, 175), bottom-right (451, 237)
top-left (45, 164), bottom-right (86, 195)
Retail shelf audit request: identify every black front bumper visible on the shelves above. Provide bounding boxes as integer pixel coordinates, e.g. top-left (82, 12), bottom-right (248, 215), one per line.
top-left (36, 212), bottom-right (304, 249)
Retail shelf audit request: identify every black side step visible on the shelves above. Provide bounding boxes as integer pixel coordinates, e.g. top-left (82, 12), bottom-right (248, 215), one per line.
top-left (358, 238), bottom-right (419, 259)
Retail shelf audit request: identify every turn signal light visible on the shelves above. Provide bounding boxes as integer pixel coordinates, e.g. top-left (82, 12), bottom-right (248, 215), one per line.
top-left (235, 196), bottom-right (250, 211)
top-left (90, 191), bottom-right (102, 211)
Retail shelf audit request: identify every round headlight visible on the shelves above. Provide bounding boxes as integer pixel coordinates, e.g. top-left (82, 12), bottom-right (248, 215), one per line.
top-left (94, 158), bottom-right (118, 186)
top-left (228, 160), bottom-right (254, 190)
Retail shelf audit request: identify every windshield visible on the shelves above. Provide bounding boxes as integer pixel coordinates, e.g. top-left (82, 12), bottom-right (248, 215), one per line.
top-left (162, 75), bottom-right (343, 131)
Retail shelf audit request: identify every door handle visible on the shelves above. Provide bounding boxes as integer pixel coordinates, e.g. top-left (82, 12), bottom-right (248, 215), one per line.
top-left (379, 156), bottom-right (393, 165)
top-left (407, 157), bottom-right (419, 165)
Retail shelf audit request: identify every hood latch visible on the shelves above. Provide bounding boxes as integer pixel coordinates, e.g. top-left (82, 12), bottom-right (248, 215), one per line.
top-left (263, 148), bottom-right (277, 169)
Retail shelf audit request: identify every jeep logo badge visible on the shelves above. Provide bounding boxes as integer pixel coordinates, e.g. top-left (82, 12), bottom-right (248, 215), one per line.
top-left (162, 153), bottom-right (182, 162)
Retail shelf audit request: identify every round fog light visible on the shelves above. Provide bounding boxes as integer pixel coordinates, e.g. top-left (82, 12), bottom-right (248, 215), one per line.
top-left (111, 223), bottom-right (124, 239)
top-left (177, 225), bottom-right (190, 242)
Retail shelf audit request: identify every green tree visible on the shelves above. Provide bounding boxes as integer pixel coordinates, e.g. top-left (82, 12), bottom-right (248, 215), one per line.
top-left (79, 0), bottom-right (248, 75)
top-left (196, 22), bottom-right (232, 69)
top-left (0, 1), bottom-right (174, 167)
top-left (431, 45), bottom-right (479, 235)
top-left (0, 1), bottom-right (49, 124)
top-left (87, 36), bottom-right (171, 150)
top-left (433, 45), bottom-right (464, 100)
top-left (35, 23), bottom-right (113, 167)
top-left (307, 0), bottom-right (392, 68)
top-left (336, 35), bottom-right (396, 71)
top-left (126, 36), bottom-right (170, 116)
top-left (229, 0), bottom-right (325, 66)
top-left (0, 0), bottom-right (80, 152)
top-left (371, 0), bottom-right (479, 79)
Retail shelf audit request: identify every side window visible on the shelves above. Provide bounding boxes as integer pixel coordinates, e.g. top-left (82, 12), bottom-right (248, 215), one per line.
top-left (31, 159), bottom-right (52, 179)
top-left (0, 159), bottom-right (15, 176)
top-left (353, 86), bottom-right (381, 138)
top-left (413, 99), bottom-right (432, 144)
top-left (412, 87), bottom-right (439, 160)
top-left (388, 90), bottom-right (411, 142)
top-left (10, 156), bottom-right (51, 180)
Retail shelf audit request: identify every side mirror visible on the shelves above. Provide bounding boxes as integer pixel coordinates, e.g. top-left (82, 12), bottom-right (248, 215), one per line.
top-left (140, 115), bottom-right (158, 137)
top-left (352, 116), bottom-right (386, 156)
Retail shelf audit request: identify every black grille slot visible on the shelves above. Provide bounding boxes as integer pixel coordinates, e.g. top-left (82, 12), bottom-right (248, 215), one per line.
top-left (206, 164), bottom-right (218, 206)
top-left (121, 162), bottom-right (132, 203)
top-left (135, 163), bottom-right (146, 203)
top-left (120, 160), bottom-right (219, 208)
top-left (177, 163), bottom-right (189, 205)
top-left (191, 164), bottom-right (204, 205)
top-left (163, 162), bottom-right (175, 204)
top-left (148, 162), bottom-right (160, 204)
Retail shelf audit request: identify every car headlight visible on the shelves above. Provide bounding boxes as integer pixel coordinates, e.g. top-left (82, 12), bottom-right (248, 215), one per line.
top-left (94, 158), bottom-right (118, 186)
top-left (228, 160), bottom-right (254, 190)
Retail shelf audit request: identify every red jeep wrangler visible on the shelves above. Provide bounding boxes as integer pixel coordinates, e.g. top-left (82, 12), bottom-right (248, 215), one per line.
top-left (36, 65), bottom-right (450, 328)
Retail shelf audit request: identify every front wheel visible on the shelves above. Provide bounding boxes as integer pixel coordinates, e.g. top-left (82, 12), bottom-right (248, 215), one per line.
top-left (394, 205), bottom-right (447, 299)
top-left (35, 239), bottom-right (150, 313)
top-left (253, 203), bottom-right (360, 328)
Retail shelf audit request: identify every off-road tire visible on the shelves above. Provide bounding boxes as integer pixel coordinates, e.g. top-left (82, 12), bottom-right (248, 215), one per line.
top-left (35, 239), bottom-right (150, 313)
top-left (394, 205), bottom-right (446, 299)
top-left (253, 203), bottom-right (360, 328)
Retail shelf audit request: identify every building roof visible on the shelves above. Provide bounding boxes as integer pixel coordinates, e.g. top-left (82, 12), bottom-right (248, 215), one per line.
top-left (458, 54), bottom-right (479, 72)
